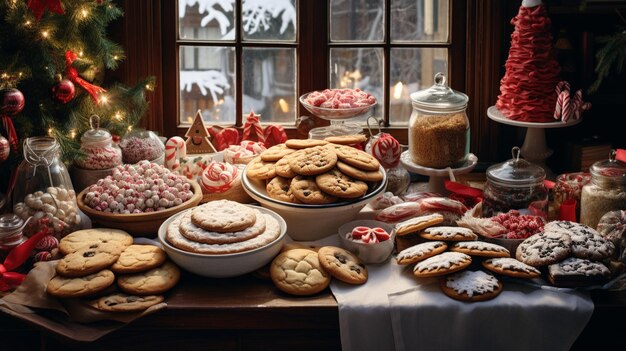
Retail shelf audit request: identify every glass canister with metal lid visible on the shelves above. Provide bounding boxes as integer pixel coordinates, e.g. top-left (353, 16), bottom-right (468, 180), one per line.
top-left (580, 150), bottom-right (626, 229)
top-left (482, 147), bottom-right (549, 218)
top-left (75, 115), bottom-right (122, 170)
top-left (408, 72), bottom-right (470, 169)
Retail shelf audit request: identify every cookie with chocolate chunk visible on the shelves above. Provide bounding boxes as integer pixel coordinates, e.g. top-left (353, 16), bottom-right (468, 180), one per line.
top-left (56, 242), bottom-right (123, 277)
top-left (91, 293), bottom-right (164, 312)
top-left (317, 246), bottom-right (368, 285)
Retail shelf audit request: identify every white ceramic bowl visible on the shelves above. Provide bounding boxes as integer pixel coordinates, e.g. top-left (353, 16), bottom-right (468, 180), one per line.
top-left (337, 220), bottom-right (395, 264)
top-left (158, 205), bottom-right (287, 278)
top-left (242, 168), bottom-right (387, 241)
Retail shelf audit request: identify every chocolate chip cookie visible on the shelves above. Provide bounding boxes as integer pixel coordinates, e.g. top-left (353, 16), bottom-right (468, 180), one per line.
top-left (288, 146), bottom-right (338, 176)
top-left (290, 175), bottom-right (337, 204)
top-left (317, 246), bottom-right (368, 285)
top-left (56, 241), bottom-right (123, 277)
top-left (315, 168), bottom-right (368, 199)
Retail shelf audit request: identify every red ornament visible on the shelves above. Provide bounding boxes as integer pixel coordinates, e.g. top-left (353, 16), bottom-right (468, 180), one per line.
top-left (1, 88), bottom-right (25, 116)
top-left (52, 78), bottom-right (76, 104)
top-left (0, 136), bottom-right (9, 162)
top-left (27, 0), bottom-right (65, 21)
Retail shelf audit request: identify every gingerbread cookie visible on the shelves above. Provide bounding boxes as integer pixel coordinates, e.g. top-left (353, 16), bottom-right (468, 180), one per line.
top-left (335, 161), bottom-right (383, 182)
top-left (450, 241), bottom-right (510, 258)
top-left (245, 156), bottom-right (277, 180)
top-left (317, 246), bottom-right (368, 285)
top-left (261, 144), bottom-right (296, 162)
top-left (482, 257), bottom-right (541, 279)
top-left (413, 252), bottom-right (472, 278)
top-left (190, 200), bottom-right (256, 233)
top-left (266, 176), bottom-right (298, 203)
top-left (515, 231), bottom-right (572, 267)
top-left (315, 169), bottom-right (368, 199)
top-left (56, 242), bottom-right (123, 277)
top-left (288, 146), bottom-right (338, 176)
top-left (270, 248), bottom-right (331, 296)
top-left (285, 139), bottom-right (328, 149)
top-left (547, 257), bottom-right (611, 287)
top-left (440, 270), bottom-right (503, 302)
top-left (117, 261), bottom-right (180, 295)
top-left (290, 175), bottom-right (337, 205)
top-left (274, 155), bottom-right (297, 178)
top-left (111, 244), bottom-right (168, 274)
top-left (324, 134), bottom-right (367, 145)
top-left (47, 269), bottom-right (115, 298)
top-left (91, 293), bottom-right (164, 312)
top-left (182, 209), bottom-right (266, 244)
top-left (395, 214), bottom-right (445, 236)
top-left (59, 228), bottom-right (133, 255)
top-left (420, 226), bottom-right (478, 242)
top-left (333, 144), bottom-right (380, 171)
top-left (396, 241), bottom-right (448, 265)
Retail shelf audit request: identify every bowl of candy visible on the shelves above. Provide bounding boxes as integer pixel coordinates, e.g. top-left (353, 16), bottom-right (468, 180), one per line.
top-left (337, 219), bottom-right (395, 264)
top-left (299, 88), bottom-right (377, 121)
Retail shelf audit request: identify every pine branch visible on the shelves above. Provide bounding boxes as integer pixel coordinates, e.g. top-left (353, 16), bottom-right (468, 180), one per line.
top-left (589, 28), bottom-right (626, 94)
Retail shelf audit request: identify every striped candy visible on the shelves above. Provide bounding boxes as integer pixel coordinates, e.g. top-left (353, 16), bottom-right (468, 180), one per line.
top-left (165, 136), bottom-right (187, 171)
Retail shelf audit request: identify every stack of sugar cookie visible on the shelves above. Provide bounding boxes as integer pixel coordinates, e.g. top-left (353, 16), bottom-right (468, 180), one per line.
top-left (165, 199), bottom-right (281, 254)
top-left (515, 220), bottom-right (615, 287)
top-left (268, 245), bottom-right (368, 296)
top-left (246, 139), bottom-right (383, 205)
top-left (394, 214), bottom-right (540, 302)
top-left (46, 228), bottom-right (180, 313)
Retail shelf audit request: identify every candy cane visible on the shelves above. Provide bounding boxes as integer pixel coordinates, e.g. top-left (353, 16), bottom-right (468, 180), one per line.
top-left (572, 90), bottom-right (583, 120)
top-left (555, 81), bottom-right (566, 96)
top-left (215, 127), bottom-right (240, 151)
top-left (561, 90), bottom-right (572, 123)
top-left (164, 136), bottom-right (186, 171)
top-left (554, 92), bottom-right (564, 120)
top-left (263, 125), bottom-right (287, 148)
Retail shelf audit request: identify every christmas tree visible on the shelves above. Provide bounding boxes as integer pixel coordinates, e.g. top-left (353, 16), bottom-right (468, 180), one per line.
top-left (0, 0), bottom-right (154, 194)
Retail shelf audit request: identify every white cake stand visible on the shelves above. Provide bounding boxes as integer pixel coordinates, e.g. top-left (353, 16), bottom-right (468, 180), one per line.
top-left (487, 106), bottom-right (582, 178)
top-left (400, 151), bottom-right (478, 194)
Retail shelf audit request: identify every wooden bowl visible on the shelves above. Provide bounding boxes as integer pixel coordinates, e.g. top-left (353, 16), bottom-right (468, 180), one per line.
top-left (77, 180), bottom-right (203, 237)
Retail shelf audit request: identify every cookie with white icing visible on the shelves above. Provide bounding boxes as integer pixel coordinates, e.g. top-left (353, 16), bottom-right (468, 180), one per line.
top-left (547, 257), bottom-right (611, 287)
top-left (420, 226), bottom-right (478, 242)
top-left (413, 251), bottom-right (472, 278)
top-left (546, 221), bottom-right (615, 261)
top-left (396, 241), bottom-right (448, 265)
top-left (395, 214), bottom-right (445, 236)
top-left (515, 231), bottom-right (572, 267)
top-left (482, 257), bottom-right (541, 279)
top-left (439, 270), bottom-right (503, 302)
top-left (450, 241), bottom-right (510, 258)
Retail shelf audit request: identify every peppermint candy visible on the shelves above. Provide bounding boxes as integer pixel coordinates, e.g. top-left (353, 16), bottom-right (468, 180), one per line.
top-left (201, 161), bottom-right (239, 193)
top-left (165, 136), bottom-right (186, 171)
top-left (370, 133), bottom-right (401, 168)
top-left (35, 235), bottom-right (59, 251)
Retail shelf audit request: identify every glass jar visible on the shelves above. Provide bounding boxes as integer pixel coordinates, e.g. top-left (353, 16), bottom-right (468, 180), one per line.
top-left (119, 129), bottom-right (165, 164)
top-left (580, 150), bottom-right (626, 229)
top-left (553, 172), bottom-right (591, 221)
top-left (408, 72), bottom-right (470, 169)
top-left (482, 147), bottom-right (548, 218)
top-left (75, 115), bottom-right (122, 170)
top-left (0, 214), bottom-right (26, 257)
top-left (12, 137), bottom-right (82, 239)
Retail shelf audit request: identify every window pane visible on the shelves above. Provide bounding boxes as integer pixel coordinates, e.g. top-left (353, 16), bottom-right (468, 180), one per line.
top-left (389, 47), bottom-right (448, 125)
top-left (178, 0), bottom-right (236, 40)
top-left (330, 0), bottom-right (384, 42)
top-left (179, 46), bottom-right (235, 124)
top-left (242, 48), bottom-right (297, 124)
top-left (329, 48), bottom-right (383, 122)
top-left (391, 0), bottom-right (449, 43)
top-left (242, 0), bottom-right (297, 42)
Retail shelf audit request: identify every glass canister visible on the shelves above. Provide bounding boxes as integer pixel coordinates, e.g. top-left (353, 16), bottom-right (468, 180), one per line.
top-left (0, 214), bottom-right (26, 258)
top-left (482, 147), bottom-right (549, 218)
top-left (408, 72), bottom-right (470, 169)
top-left (75, 115), bottom-right (122, 170)
top-left (553, 172), bottom-right (591, 221)
top-left (119, 129), bottom-right (165, 164)
top-left (580, 150), bottom-right (626, 229)
top-left (12, 137), bottom-right (82, 239)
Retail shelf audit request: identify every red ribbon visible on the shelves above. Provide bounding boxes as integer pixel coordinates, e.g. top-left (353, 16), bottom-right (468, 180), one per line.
top-left (617, 149), bottom-right (626, 163)
top-left (65, 51), bottom-right (106, 104)
top-left (0, 227), bottom-right (49, 291)
top-left (27, 0), bottom-right (64, 21)
top-left (444, 180), bottom-right (483, 207)
top-left (1, 115), bottom-right (18, 152)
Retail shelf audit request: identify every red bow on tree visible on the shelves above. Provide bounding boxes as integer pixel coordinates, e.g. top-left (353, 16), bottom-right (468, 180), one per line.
top-left (27, 0), bottom-right (64, 21)
top-left (0, 226), bottom-right (49, 291)
top-left (65, 50), bottom-right (106, 104)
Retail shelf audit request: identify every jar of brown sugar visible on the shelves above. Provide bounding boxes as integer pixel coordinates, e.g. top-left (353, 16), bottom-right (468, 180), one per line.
top-left (408, 72), bottom-right (469, 169)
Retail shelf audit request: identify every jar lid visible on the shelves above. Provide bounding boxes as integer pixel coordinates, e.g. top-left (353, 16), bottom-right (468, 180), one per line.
top-left (0, 214), bottom-right (24, 239)
top-left (590, 150), bottom-right (626, 179)
top-left (81, 115), bottom-right (112, 144)
top-left (486, 147), bottom-right (546, 187)
top-left (409, 72), bottom-right (468, 113)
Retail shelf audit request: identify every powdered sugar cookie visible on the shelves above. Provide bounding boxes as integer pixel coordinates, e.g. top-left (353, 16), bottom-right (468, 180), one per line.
top-left (482, 257), bottom-right (541, 279)
top-left (181, 210), bottom-right (266, 244)
top-left (546, 221), bottom-right (614, 261)
top-left (420, 226), bottom-right (478, 242)
top-left (450, 241), bottom-right (510, 258)
top-left (190, 200), bottom-right (256, 233)
top-left (440, 270), bottom-right (503, 302)
top-left (395, 214), bottom-right (445, 236)
top-left (515, 231), bottom-right (572, 267)
top-left (413, 251), bottom-right (472, 278)
top-left (396, 241), bottom-right (448, 265)
top-left (547, 257), bottom-right (611, 287)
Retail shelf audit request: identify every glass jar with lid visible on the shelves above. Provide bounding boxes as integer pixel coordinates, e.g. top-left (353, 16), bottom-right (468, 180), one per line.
top-left (580, 150), bottom-right (626, 229)
top-left (408, 72), bottom-right (470, 169)
top-left (12, 136), bottom-right (82, 239)
top-left (119, 129), bottom-right (165, 164)
top-left (0, 214), bottom-right (26, 258)
top-left (75, 115), bottom-right (122, 170)
top-left (482, 147), bottom-right (549, 218)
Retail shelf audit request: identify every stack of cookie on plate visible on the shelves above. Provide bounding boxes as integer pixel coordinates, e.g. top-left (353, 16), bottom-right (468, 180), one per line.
top-left (166, 199), bottom-right (281, 254)
top-left (247, 139), bottom-right (383, 204)
top-left (268, 244), bottom-right (368, 296)
top-left (515, 220), bottom-right (616, 287)
top-left (394, 214), bottom-right (541, 302)
top-left (46, 228), bottom-right (180, 313)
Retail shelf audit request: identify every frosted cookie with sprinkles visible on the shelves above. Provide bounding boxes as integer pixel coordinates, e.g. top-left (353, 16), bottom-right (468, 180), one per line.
top-left (395, 214), bottom-right (445, 236)
top-left (440, 270), bottom-right (503, 302)
top-left (515, 231), bottom-right (572, 267)
top-left (396, 241), bottom-right (448, 265)
top-left (547, 257), bottom-right (611, 287)
top-left (482, 257), bottom-right (541, 279)
top-left (413, 251), bottom-right (472, 278)
top-left (450, 241), bottom-right (510, 258)
top-left (420, 226), bottom-right (478, 242)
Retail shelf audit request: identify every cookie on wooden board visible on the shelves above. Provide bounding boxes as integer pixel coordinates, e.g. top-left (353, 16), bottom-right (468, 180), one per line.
top-left (90, 293), bottom-right (164, 312)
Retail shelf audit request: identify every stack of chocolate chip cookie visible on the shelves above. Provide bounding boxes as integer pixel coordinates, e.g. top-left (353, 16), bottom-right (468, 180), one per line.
top-left (46, 228), bottom-right (180, 313)
top-left (166, 199), bottom-right (282, 254)
top-left (246, 139), bottom-right (384, 205)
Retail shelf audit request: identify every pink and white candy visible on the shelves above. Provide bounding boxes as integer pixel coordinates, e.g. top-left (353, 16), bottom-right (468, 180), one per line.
top-left (553, 81), bottom-right (590, 122)
top-left (165, 136), bottom-right (186, 171)
top-left (371, 133), bottom-right (401, 168)
top-left (34, 251), bottom-right (53, 262)
top-left (242, 111), bottom-right (266, 144)
top-left (348, 226), bottom-right (391, 244)
top-left (201, 160), bottom-right (239, 193)
top-left (35, 235), bottom-right (59, 251)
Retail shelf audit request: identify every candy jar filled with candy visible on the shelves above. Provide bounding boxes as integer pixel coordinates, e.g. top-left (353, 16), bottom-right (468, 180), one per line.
top-left (482, 146), bottom-right (548, 218)
top-left (76, 115), bottom-right (122, 170)
top-left (365, 118), bottom-right (409, 195)
top-left (12, 136), bottom-right (83, 239)
top-left (119, 129), bottom-right (165, 164)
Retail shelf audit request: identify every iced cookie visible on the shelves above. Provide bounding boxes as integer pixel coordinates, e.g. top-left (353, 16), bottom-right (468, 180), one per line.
top-left (117, 261), bottom-right (180, 295)
top-left (395, 214), bottom-right (445, 236)
top-left (396, 241), bottom-right (448, 265)
top-left (190, 200), bottom-right (256, 233)
top-left (482, 257), bottom-right (541, 279)
top-left (315, 169), bottom-right (368, 199)
top-left (56, 241), bottom-right (123, 277)
top-left (515, 231), bottom-right (572, 267)
top-left (91, 293), bottom-right (164, 312)
top-left (270, 248), bottom-right (331, 296)
top-left (111, 244), bottom-right (168, 274)
top-left (47, 269), bottom-right (115, 298)
top-left (440, 270), bottom-right (503, 302)
top-left (449, 241), bottom-right (510, 258)
top-left (413, 252), bottom-right (472, 278)
top-left (317, 246), bottom-right (368, 285)
top-left (420, 226), bottom-right (478, 242)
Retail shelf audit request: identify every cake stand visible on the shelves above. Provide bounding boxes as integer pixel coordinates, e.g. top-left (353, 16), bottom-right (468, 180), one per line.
top-left (400, 151), bottom-right (478, 194)
top-left (299, 92), bottom-right (375, 139)
top-left (487, 106), bottom-right (582, 178)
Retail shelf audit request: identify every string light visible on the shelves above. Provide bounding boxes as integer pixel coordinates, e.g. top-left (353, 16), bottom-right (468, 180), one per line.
top-left (69, 129), bottom-right (77, 139)
top-left (99, 94), bottom-right (109, 104)
top-left (24, 20), bottom-right (31, 27)
top-left (48, 128), bottom-right (54, 136)
top-left (113, 55), bottom-right (119, 60)
top-left (1, 73), bottom-right (8, 80)
top-left (145, 83), bottom-right (153, 91)
top-left (127, 125), bottom-right (133, 132)
top-left (79, 50), bottom-right (84, 57)
top-left (114, 111), bottom-right (123, 121)
top-left (41, 30), bottom-right (49, 38)
top-left (81, 9), bottom-right (89, 19)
